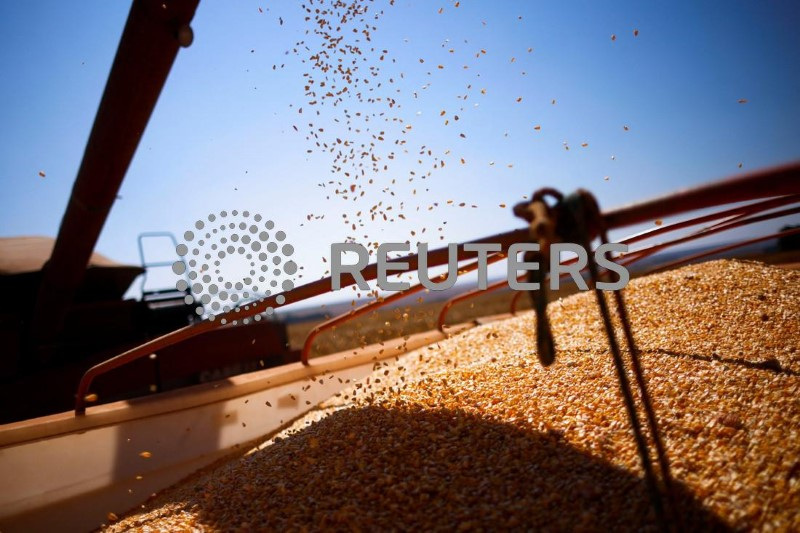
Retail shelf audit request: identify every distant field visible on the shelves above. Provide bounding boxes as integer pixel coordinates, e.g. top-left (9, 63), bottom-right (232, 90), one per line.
top-left (287, 283), bottom-right (574, 358)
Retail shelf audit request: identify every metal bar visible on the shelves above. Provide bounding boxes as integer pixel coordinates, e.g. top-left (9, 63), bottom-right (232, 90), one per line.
top-left (301, 253), bottom-right (507, 364)
top-left (581, 230), bottom-right (669, 529)
top-left (596, 222), bottom-right (680, 529)
top-left (602, 161), bottom-right (800, 230)
top-left (617, 204), bottom-right (800, 268)
top-left (138, 231), bottom-right (183, 294)
top-left (30, 0), bottom-right (200, 360)
top-left (612, 194), bottom-right (800, 247)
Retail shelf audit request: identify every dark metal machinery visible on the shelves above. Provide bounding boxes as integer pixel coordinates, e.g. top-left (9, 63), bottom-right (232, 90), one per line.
top-left (29, 0), bottom-right (200, 363)
top-left (1, 0), bottom-right (291, 423)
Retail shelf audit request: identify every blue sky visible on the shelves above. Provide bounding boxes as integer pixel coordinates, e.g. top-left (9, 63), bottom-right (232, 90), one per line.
top-left (1, 0), bottom-right (798, 305)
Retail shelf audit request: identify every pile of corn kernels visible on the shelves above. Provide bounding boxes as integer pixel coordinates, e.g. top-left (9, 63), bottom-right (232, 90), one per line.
top-left (106, 260), bottom-right (800, 531)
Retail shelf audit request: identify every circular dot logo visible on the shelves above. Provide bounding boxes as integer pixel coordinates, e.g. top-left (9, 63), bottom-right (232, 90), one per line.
top-left (172, 210), bottom-right (299, 324)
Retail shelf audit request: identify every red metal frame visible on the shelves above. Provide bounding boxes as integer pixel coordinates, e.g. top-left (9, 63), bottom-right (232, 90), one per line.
top-left (452, 194), bottom-right (800, 323)
top-left (601, 162), bottom-right (798, 228)
top-left (75, 162), bottom-right (800, 414)
top-left (301, 253), bottom-right (507, 364)
top-left (615, 205), bottom-right (800, 268)
top-left (75, 232), bottom-right (527, 413)
top-left (650, 226), bottom-right (800, 273)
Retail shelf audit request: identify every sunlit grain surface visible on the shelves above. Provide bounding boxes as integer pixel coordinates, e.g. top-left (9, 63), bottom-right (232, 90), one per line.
top-left (106, 260), bottom-right (799, 531)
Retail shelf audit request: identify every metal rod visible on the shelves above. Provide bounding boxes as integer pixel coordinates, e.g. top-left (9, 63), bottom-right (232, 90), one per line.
top-left (583, 234), bottom-right (669, 530)
top-left (598, 225), bottom-right (680, 529)
top-left (614, 194), bottom-right (800, 247)
top-left (602, 162), bottom-right (800, 230)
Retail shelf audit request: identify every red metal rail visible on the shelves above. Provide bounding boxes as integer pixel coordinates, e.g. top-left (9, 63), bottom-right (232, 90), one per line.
top-left (75, 231), bottom-right (526, 413)
top-left (301, 253), bottom-right (507, 364)
top-left (651, 227), bottom-right (800, 273)
top-left (601, 162), bottom-right (798, 228)
top-left (75, 162), bottom-right (800, 414)
top-left (616, 205), bottom-right (800, 268)
top-left (450, 194), bottom-right (800, 324)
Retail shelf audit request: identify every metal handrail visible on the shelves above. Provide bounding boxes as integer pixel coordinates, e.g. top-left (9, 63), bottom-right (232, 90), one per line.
top-left (137, 231), bottom-right (185, 297)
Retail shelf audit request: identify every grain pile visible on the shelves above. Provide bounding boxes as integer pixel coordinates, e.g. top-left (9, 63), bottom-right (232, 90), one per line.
top-left (106, 260), bottom-right (800, 531)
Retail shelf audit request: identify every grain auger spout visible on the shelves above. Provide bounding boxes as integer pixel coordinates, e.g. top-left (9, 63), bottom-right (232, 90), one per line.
top-left (27, 0), bottom-right (200, 365)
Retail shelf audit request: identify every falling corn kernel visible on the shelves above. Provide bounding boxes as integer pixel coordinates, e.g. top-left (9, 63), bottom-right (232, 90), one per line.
top-left (139, 451), bottom-right (152, 459)
top-left (84, 393), bottom-right (98, 403)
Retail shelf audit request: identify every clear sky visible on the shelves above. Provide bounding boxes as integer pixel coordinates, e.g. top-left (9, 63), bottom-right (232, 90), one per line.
top-left (1, 0), bottom-right (798, 306)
